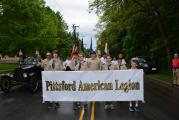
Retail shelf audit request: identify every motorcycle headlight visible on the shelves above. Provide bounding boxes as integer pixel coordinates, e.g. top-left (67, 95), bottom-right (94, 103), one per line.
top-left (23, 73), bottom-right (28, 78)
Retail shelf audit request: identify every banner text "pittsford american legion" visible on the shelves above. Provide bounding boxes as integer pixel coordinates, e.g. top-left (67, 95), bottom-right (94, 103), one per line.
top-left (45, 80), bottom-right (140, 93)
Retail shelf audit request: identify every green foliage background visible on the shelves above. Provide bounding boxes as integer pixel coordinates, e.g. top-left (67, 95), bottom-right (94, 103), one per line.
top-left (0, 0), bottom-right (75, 59)
top-left (90, 0), bottom-right (179, 68)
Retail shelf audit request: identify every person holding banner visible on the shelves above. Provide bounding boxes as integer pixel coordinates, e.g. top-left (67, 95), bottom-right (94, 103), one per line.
top-left (87, 51), bottom-right (101, 111)
top-left (75, 52), bottom-right (88, 71)
top-left (73, 52), bottom-right (88, 110)
top-left (47, 50), bottom-right (64, 109)
top-left (129, 59), bottom-right (140, 112)
top-left (42, 52), bottom-right (52, 108)
top-left (87, 51), bottom-right (101, 70)
top-left (70, 52), bottom-right (78, 71)
top-left (102, 55), bottom-right (118, 110)
top-left (68, 52), bottom-right (80, 110)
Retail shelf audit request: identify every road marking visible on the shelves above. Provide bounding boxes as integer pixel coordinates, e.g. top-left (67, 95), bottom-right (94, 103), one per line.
top-left (90, 102), bottom-right (95, 120)
top-left (79, 105), bottom-right (85, 120)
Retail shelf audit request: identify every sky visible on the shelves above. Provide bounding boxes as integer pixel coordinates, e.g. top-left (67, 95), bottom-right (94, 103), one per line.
top-left (44, 0), bottom-right (98, 49)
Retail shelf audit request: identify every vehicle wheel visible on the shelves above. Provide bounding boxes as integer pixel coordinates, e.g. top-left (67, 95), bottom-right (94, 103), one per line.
top-left (0, 76), bottom-right (12, 93)
top-left (29, 76), bottom-right (40, 93)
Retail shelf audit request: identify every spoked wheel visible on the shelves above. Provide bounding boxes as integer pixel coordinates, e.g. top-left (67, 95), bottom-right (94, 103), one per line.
top-left (0, 76), bottom-right (12, 93)
top-left (29, 76), bottom-right (40, 93)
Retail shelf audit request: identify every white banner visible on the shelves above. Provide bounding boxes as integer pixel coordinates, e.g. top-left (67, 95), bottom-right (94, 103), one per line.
top-left (42, 70), bottom-right (144, 102)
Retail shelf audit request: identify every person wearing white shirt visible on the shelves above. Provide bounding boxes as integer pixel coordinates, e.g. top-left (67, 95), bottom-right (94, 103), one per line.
top-left (118, 53), bottom-right (127, 70)
top-left (129, 59), bottom-right (140, 112)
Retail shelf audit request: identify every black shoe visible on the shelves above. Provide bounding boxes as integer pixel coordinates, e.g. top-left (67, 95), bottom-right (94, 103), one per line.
top-left (129, 107), bottom-right (135, 112)
top-left (73, 106), bottom-right (78, 110)
top-left (48, 103), bottom-right (53, 109)
top-left (77, 102), bottom-right (81, 108)
top-left (134, 107), bottom-right (140, 112)
top-left (84, 104), bottom-right (87, 110)
top-left (73, 102), bottom-right (80, 110)
top-left (55, 102), bottom-right (60, 108)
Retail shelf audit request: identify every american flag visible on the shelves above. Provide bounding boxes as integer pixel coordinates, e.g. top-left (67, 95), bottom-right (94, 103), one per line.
top-left (70, 43), bottom-right (78, 60)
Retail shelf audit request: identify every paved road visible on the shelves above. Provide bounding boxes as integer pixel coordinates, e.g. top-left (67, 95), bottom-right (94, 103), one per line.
top-left (0, 77), bottom-right (179, 120)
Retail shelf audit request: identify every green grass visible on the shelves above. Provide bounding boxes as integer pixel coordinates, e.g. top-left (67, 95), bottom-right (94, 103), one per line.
top-left (146, 70), bottom-right (173, 82)
top-left (0, 63), bottom-right (19, 73)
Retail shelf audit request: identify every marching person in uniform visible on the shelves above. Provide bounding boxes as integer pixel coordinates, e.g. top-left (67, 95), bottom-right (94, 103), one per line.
top-left (73, 52), bottom-right (88, 110)
top-left (102, 55), bottom-right (118, 110)
top-left (47, 50), bottom-right (64, 109)
top-left (87, 51), bottom-right (101, 71)
top-left (70, 52), bottom-right (79, 71)
top-left (68, 52), bottom-right (80, 110)
top-left (64, 57), bottom-right (72, 71)
top-left (118, 53), bottom-right (127, 70)
top-left (100, 53), bottom-right (106, 64)
top-left (172, 53), bottom-right (179, 86)
top-left (112, 57), bottom-right (118, 65)
top-left (75, 52), bottom-right (88, 71)
top-left (42, 52), bottom-right (51, 71)
top-left (86, 51), bottom-right (101, 111)
top-left (129, 59), bottom-right (140, 112)
top-left (35, 54), bottom-right (42, 67)
top-left (48, 50), bottom-right (64, 71)
top-left (42, 52), bottom-right (52, 108)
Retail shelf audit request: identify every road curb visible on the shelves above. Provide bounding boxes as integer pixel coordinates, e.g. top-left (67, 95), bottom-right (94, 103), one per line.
top-left (145, 76), bottom-right (179, 90)
top-left (145, 75), bottom-right (172, 86)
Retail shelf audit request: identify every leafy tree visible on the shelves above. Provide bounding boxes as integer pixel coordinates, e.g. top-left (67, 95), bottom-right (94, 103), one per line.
top-left (0, 0), bottom-right (75, 59)
top-left (90, 0), bottom-right (179, 69)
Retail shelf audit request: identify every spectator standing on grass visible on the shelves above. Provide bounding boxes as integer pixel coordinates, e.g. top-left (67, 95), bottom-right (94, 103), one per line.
top-left (172, 53), bottom-right (179, 86)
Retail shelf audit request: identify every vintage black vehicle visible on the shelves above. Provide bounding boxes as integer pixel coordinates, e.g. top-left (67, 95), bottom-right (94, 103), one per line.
top-left (131, 56), bottom-right (159, 73)
top-left (0, 57), bottom-right (43, 93)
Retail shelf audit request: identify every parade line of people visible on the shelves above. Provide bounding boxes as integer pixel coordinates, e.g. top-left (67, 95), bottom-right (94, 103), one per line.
top-left (38, 50), bottom-right (141, 112)
top-left (35, 50), bottom-right (179, 112)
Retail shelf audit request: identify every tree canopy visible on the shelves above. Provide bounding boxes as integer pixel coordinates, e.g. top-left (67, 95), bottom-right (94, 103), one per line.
top-left (90, 0), bottom-right (179, 68)
top-left (0, 0), bottom-right (74, 59)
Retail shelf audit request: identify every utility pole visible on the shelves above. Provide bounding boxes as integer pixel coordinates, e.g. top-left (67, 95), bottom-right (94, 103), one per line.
top-left (72, 24), bottom-right (79, 44)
